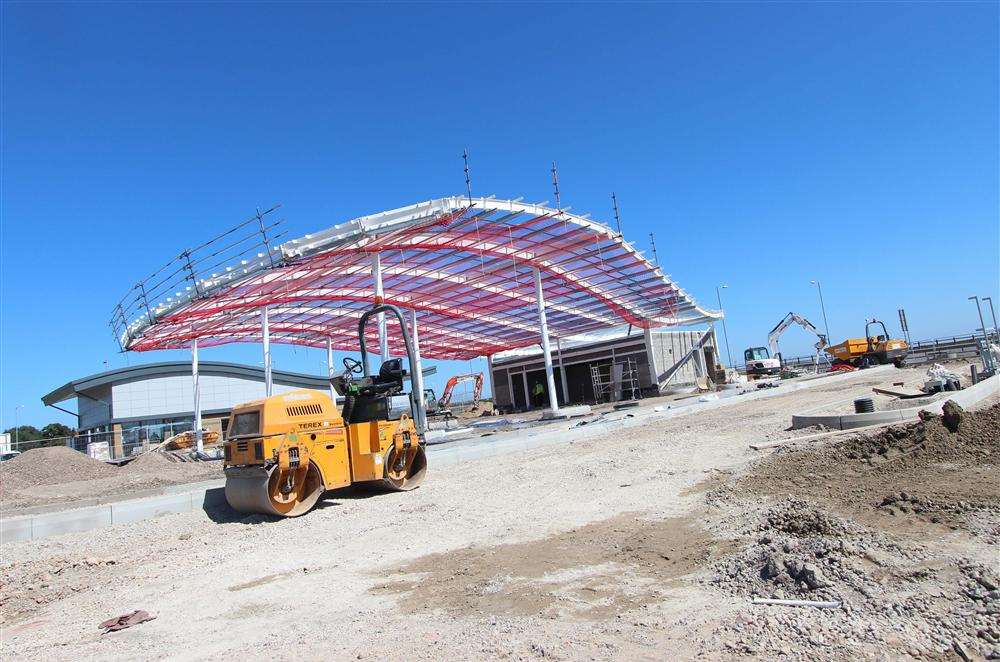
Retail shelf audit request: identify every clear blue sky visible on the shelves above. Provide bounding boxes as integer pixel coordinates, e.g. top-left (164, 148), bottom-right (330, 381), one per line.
top-left (2, 2), bottom-right (997, 428)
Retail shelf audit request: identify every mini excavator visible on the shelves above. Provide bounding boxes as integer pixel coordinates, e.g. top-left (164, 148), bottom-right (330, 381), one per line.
top-left (222, 304), bottom-right (428, 517)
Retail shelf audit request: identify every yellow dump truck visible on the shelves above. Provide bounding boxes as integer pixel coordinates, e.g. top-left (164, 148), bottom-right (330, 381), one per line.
top-left (825, 318), bottom-right (909, 368)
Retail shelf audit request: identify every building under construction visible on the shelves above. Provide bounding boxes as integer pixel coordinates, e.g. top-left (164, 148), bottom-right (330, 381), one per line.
top-left (489, 326), bottom-right (721, 411)
top-left (110, 196), bottom-right (722, 433)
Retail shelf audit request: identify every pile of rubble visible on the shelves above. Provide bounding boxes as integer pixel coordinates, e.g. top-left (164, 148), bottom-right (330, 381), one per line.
top-left (707, 498), bottom-right (1000, 658)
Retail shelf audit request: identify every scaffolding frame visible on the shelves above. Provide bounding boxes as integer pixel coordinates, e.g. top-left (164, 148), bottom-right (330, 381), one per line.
top-left (590, 357), bottom-right (642, 403)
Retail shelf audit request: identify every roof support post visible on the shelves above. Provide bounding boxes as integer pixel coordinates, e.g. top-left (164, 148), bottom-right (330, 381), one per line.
top-left (485, 354), bottom-right (496, 413)
top-left (521, 371), bottom-right (530, 411)
top-left (506, 369), bottom-right (515, 410)
top-left (371, 252), bottom-right (389, 362)
top-left (262, 306), bottom-right (272, 396)
top-left (326, 337), bottom-right (336, 403)
top-left (192, 338), bottom-right (202, 453)
top-left (533, 267), bottom-right (559, 413)
top-left (643, 326), bottom-right (660, 393)
top-left (556, 337), bottom-right (569, 405)
top-left (410, 309), bottom-right (426, 433)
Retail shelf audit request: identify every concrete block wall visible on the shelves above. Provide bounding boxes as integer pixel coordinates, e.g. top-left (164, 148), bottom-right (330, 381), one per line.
top-left (648, 330), bottom-right (715, 388)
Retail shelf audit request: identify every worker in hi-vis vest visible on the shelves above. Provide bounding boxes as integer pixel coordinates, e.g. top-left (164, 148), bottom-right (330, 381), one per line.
top-left (532, 380), bottom-right (546, 407)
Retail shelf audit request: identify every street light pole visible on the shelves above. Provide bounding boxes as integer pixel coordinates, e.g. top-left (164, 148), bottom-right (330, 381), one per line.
top-left (969, 295), bottom-right (990, 344)
top-left (983, 296), bottom-right (999, 343)
top-left (810, 280), bottom-right (832, 343)
top-left (14, 404), bottom-right (24, 447)
top-left (715, 284), bottom-right (733, 367)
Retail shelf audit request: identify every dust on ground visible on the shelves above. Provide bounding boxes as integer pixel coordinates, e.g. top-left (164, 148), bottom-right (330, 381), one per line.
top-left (373, 512), bottom-right (729, 621)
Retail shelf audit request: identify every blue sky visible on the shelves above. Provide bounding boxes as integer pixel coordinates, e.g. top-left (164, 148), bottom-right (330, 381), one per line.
top-left (2, 2), bottom-right (997, 428)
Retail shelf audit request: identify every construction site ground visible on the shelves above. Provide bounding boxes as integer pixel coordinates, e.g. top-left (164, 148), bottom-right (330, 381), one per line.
top-left (2, 362), bottom-right (998, 661)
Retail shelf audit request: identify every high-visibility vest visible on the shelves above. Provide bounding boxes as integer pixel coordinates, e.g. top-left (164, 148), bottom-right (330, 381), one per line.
top-left (533, 383), bottom-right (545, 395)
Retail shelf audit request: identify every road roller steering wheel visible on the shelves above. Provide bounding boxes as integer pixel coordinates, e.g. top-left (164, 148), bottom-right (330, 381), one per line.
top-left (343, 356), bottom-right (364, 375)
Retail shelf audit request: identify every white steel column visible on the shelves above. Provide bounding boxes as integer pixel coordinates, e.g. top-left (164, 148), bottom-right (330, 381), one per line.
top-left (372, 252), bottom-right (389, 362)
top-left (521, 371), bottom-right (530, 410)
top-left (410, 309), bottom-right (426, 433)
top-left (507, 370), bottom-right (515, 410)
top-left (192, 338), bottom-right (203, 453)
top-left (644, 326), bottom-right (661, 393)
top-left (533, 267), bottom-right (559, 412)
top-left (485, 354), bottom-right (496, 413)
top-left (556, 337), bottom-right (569, 405)
top-left (326, 338), bottom-right (336, 402)
top-left (262, 306), bottom-right (272, 396)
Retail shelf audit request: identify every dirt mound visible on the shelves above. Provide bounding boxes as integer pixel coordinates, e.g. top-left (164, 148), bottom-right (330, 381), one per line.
top-left (836, 400), bottom-right (998, 466)
top-left (736, 401), bottom-right (1000, 540)
top-left (0, 446), bottom-right (118, 490)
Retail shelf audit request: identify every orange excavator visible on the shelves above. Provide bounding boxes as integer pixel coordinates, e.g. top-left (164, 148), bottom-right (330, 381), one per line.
top-left (439, 373), bottom-right (484, 408)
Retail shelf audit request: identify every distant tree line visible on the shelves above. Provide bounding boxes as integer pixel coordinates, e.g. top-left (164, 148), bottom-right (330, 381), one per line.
top-left (3, 423), bottom-right (77, 451)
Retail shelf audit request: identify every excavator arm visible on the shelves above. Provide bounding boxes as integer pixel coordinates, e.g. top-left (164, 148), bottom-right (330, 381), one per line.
top-left (439, 373), bottom-right (485, 408)
top-left (767, 312), bottom-right (829, 359)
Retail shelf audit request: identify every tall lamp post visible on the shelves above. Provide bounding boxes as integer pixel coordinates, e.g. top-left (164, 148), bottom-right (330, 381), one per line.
top-left (14, 404), bottom-right (24, 447)
top-left (715, 284), bottom-right (733, 367)
top-left (810, 280), bottom-right (832, 343)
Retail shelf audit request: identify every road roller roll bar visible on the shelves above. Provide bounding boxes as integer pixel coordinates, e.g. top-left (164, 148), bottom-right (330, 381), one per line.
top-left (357, 303), bottom-right (427, 435)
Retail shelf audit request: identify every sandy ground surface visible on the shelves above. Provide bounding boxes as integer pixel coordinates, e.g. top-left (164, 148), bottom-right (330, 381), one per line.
top-left (2, 365), bottom-right (997, 661)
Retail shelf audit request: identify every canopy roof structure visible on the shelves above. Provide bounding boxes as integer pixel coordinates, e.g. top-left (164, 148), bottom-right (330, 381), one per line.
top-left (112, 196), bottom-right (721, 361)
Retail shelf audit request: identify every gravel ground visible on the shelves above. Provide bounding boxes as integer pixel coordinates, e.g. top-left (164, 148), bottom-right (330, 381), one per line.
top-left (1, 366), bottom-right (995, 661)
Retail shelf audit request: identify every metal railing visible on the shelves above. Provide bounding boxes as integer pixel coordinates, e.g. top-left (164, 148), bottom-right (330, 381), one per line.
top-left (7, 420), bottom-right (199, 462)
top-left (735, 331), bottom-right (995, 374)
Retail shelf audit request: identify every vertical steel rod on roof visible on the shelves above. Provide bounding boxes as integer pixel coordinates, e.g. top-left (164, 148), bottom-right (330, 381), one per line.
top-left (139, 282), bottom-right (154, 323)
top-left (262, 306), bottom-right (273, 396)
top-left (182, 250), bottom-right (201, 297)
top-left (463, 148), bottom-right (473, 206)
top-left (649, 233), bottom-right (660, 267)
top-left (192, 338), bottom-right (203, 453)
top-left (410, 309), bottom-right (426, 433)
top-left (372, 253), bottom-right (389, 361)
top-left (326, 338), bottom-right (336, 403)
top-left (551, 162), bottom-right (561, 211)
top-left (533, 267), bottom-right (560, 413)
top-left (611, 192), bottom-right (622, 234)
top-left (257, 208), bottom-right (275, 268)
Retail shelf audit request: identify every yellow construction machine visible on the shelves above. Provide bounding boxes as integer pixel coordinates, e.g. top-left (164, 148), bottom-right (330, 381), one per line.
top-left (223, 304), bottom-right (428, 517)
top-left (825, 318), bottom-right (909, 368)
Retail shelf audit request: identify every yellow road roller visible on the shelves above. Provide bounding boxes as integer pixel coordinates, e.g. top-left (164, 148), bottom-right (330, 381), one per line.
top-left (223, 304), bottom-right (428, 517)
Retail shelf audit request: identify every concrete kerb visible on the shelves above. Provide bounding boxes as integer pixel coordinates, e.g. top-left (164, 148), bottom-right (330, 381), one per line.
top-left (2, 366), bottom-right (901, 544)
top-left (790, 373), bottom-right (999, 430)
